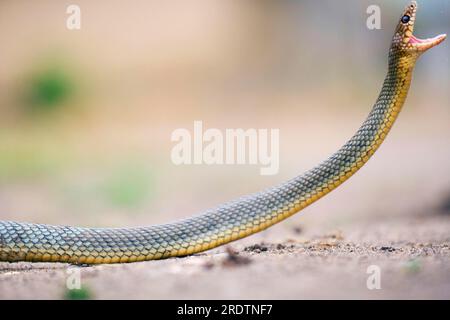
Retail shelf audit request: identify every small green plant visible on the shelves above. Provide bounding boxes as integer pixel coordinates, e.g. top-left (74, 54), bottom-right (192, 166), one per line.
top-left (22, 65), bottom-right (75, 115)
top-left (101, 164), bottom-right (155, 208)
top-left (403, 258), bottom-right (422, 274)
top-left (64, 286), bottom-right (92, 300)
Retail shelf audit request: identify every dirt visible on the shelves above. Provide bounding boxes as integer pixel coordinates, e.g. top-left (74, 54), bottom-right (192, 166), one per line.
top-left (1, 111), bottom-right (450, 300)
top-left (1, 213), bottom-right (449, 300)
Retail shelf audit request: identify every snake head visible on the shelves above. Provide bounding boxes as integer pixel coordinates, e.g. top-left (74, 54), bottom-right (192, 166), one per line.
top-left (392, 1), bottom-right (446, 55)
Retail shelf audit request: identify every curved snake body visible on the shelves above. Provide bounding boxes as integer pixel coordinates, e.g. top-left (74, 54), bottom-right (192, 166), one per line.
top-left (0, 2), bottom-right (446, 264)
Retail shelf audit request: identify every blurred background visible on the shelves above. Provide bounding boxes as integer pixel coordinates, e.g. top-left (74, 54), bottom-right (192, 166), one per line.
top-left (0, 0), bottom-right (449, 236)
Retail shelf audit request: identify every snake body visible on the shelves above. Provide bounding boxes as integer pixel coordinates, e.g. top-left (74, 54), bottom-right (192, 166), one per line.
top-left (0, 2), bottom-right (446, 264)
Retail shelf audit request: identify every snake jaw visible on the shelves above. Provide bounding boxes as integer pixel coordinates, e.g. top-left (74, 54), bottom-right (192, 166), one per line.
top-left (393, 1), bottom-right (446, 54)
top-left (409, 34), bottom-right (447, 52)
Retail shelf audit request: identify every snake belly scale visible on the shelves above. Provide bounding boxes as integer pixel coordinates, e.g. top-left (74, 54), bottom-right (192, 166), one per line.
top-left (0, 1), bottom-right (446, 264)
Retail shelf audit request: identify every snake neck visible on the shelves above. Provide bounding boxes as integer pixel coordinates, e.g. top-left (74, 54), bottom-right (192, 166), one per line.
top-left (276, 52), bottom-right (418, 218)
top-left (371, 50), bottom-right (417, 150)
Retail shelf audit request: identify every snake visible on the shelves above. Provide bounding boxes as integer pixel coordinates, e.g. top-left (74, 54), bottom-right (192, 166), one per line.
top-left (0, 1), bottom-right (446, 264)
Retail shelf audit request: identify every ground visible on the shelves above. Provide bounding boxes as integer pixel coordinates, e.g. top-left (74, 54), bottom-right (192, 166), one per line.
top-left (1, 105), bottom-right (449, 300)
top-left (1, 211), bottom-right (449, 299)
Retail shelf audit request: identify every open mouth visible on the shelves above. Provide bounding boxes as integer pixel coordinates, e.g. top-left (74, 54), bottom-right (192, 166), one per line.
top-left (409, 34), bottom-right (447, 45)
top-left (408, 33), bottom-right (447, 51)
top-left (402, 1), bottom-right (447, 51)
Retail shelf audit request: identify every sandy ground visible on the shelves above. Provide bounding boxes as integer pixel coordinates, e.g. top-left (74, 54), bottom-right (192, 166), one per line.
top-left (2, 113), bottom-right (450, 299)
top-left (1, 211), bottom-right (449, 299)
top-left (1, 115), bottom-right (450, 300)
top-left (1, 96), bottom-right (450, 300)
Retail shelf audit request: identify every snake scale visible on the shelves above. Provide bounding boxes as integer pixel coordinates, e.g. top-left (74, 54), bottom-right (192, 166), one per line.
top-left (0, 2), bottom-right (446, 264)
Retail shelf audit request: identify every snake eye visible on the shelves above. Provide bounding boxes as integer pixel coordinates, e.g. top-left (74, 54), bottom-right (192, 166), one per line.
top-left (401, 15), bottom-right (410, 24)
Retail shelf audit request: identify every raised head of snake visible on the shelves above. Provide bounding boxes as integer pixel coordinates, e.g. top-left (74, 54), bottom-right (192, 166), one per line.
top-left (390, 1), bottom-right (446, 66)
top-left (0, 1), bottom-right (446, 264)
